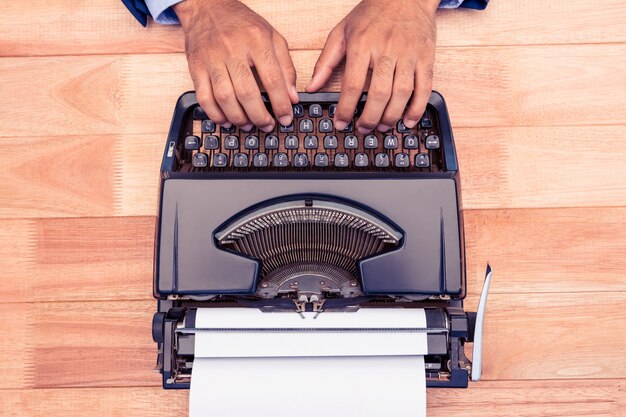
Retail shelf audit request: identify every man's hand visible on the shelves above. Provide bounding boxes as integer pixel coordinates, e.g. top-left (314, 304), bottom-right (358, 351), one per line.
top-left (306, 0), bottom-right (438, 133)
top-left (174, 0), bottom-right (299, 132)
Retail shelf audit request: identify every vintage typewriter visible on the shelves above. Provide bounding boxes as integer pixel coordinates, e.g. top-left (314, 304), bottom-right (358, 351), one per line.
top-left (152, 91), bottom-right (491, 389)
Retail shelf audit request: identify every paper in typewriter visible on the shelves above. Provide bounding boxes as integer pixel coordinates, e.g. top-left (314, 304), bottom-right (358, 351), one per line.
top-left (190, 308), bottom-right (428, 417)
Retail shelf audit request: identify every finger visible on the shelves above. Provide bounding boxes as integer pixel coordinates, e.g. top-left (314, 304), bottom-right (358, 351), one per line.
top-left (226, 59), bottom-right (275, 132)
top-left (251, 44), bottom-right (294, 127)
top-left (273, 33), bottom-right (299, 103)
top-left (306, 25), bottom-right (346, 93)
top-left (334, 46), bottom-right (370, 130)
top-left (189, 64), bottom-right (229, 127)
top-left (208, 63), bottom-right (251, 129)
top-left (357, 55), bottom-right (395, 134)
top-left (379, 57), bottom-right (415, 130)
top-left (403, 62), bottom-right (434, 128)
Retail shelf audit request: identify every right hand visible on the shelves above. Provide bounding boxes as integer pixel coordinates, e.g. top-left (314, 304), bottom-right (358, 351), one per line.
top-left (174, 0), bottom-right (299, 132)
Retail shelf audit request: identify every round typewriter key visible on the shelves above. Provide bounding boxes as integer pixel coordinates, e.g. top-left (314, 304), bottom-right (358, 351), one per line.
top-left (304, 135), bottom-right (318, 149)
top-left (334, 152), bottom-right (349, 167)
top-left (374, 153), bottom-right (390, 167)
top-left (384, 134), bottom-right (399, 149)
top-left (293, 104), bottom-right (304, 118)
top-left (314, 153), bottom-right (329, 167)
top-left (253, 153), bottom-right (269, 167)
top-left (323, 135), bottom-right (338, 149)
top-left (233, 153), bottom-right (249, 168)
top-left (328, 104), bottom-right (337, 117)
top-left (213, 153), bottom-right (228, 167)
top-left (364, 134), bottom-right (378, 149)
top-left (396, 120), bottom-right (411, 133)
top-left (184, 135), bottom-right (200, 150)
top-left (274, 152), bottom-right (288, 167)
top-left (201, 119), bottom-right (215, 133)
top-left (344, 135), bottom-right (358, 149)
top-left (285, 135), bottom-right (299, 149)
top-left (403, 134), bottom-right (418, 149)
top-left (355, 153), bottom-right (369, 167)
top-left (264, 135), bottom-right (279, 149)
top-left (394, 153), bottom-right (410, 167)
top-left (192, 152), bottom-right (208, 168)
top-left (415, 153), bottom-right (430, 168)
top-left (244, 135), bottom-right (259, 149)
top-left (309, 104), bottom-right (323, 118)
top-left (425, 134), bottom-right (440, 150)
top-left (299, 118), bottom-right (314, 133)
top-left (220, 124), bottom-right (236, 133)
top-left (293, 153), bottom-right (309, 167)
top-left (193, 106), bottom-right (207, 120)
top-left (224, 135), bottom-right (239, 150)
top-left (319, 118), bottom-right (333, 133)
top-left (204, 135), bottom-right (219, 150)
top-left (279, 121), bottom-right (295, 133)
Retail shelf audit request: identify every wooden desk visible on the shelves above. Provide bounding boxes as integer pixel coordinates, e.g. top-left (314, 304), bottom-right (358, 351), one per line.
top-left (1, 1), bottom-right (625, 415)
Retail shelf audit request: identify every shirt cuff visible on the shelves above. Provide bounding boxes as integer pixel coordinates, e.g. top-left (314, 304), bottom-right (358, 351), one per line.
top-left (439, 0), bottom-right (465, 8)
top-left (145, 0), bottom-right (183, 24)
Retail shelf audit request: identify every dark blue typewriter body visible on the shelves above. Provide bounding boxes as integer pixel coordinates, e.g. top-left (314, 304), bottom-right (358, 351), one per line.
top-left (152, 92), bottom-right (482, 390)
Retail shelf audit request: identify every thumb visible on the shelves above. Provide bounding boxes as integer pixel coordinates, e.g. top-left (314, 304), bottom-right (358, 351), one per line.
top-left (306, 25), bottom-right (346, 92)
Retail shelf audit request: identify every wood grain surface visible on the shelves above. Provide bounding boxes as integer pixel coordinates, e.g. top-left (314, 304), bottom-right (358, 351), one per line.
top-left (1, 0), bottom-right (625, 416)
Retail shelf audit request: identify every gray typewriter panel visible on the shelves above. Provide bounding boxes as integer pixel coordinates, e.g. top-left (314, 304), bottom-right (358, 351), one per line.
top-left (158, 178), bottom-right (462, 296)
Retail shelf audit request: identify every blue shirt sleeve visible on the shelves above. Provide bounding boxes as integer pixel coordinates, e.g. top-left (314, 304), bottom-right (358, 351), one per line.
top-left (133, 0), bottom-right (489, 26)
top-left (144, 0), bottom-right (183, 24)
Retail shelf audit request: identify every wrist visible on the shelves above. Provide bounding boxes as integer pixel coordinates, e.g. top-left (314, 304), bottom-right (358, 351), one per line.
top-left (173, 0), bottom-right (196, 26)
top-left (418, 0), bottom-right (441, 15)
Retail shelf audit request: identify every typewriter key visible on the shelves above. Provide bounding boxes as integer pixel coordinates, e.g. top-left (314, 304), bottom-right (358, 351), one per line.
top-left (375, 153), bottom-right (390, 167)
top-left (274, 152), bottom-right (288, 167)
top-left (319, 118), bottom-right (333, 133)
top-left (403, 134), bottom-right (418, 149)
top-left (233, 153), bottom-right (249, 168)
top-left (335, 152), bottom-right (349, 167)
top-left (244, 135), bottom-right (259, 149)
top-left (394, 153), bottom-right (410, 167)
top-left (293, 153), bottom-right (309, 167)
top-left (324, 135), bottom-right (338, 149)
top-left (285, 135), bottom-right (299, 149)
top-left (204, 135), bottom-right (219, 150)
top-left (224, 135), bottom-right (239, 150)
top-left (314, 153), bottom-right (329, 167)
top-left (364, 135), bottom-right (378, 149)
top-left (344, 135), bottom-right (358, 149)
top-left (213, 153), bottom-right (228, 167)
top-left (192, 152), bottom-right (208, 167)
top-left (384, 135), bottom-right (399, 149)
top-left (355, 153), bottom-right (369, 167)
top-left (253, 153), bottom-right (269, 167)
top-left (265, 135), bottom-right (279, 149)
top-left (299, 118), bottom-right (314, 133)
top-left (304, 135), bottom-right (318, 149)
top-left (415, 153), bottom-right (430, 168)
top-left (184, 135), bottom-right (200, 150)
top-left (309, 104), bottom-right (323, 117)
top-left (425, 135), bottom-right (440, 150)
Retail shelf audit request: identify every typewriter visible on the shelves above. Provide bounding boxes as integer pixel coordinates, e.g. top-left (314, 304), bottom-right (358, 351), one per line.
top-left (152, 91), bottom-right (491, 389)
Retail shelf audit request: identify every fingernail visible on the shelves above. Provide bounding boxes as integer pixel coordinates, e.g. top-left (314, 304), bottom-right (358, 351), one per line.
top-left (403, 119), bottom-right (417, 128)
top-left (377, 124), bottom-right (390, 132)
top-left (278, 115), bottom-right (293, 127)
top-left (222, 122), bottom-right (232, 128)
top-left (241, 123), bottom-right (253, 132)
top-left (261, 123), bottom-right (275, 133)
top-left (334, 120), bottom-right (347, 131)
top-left (358, 126), bottom-right (372, 134)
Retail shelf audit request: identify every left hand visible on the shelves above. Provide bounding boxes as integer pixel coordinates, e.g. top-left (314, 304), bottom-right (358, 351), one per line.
top-left (306, 0), bottom-right (439, 133)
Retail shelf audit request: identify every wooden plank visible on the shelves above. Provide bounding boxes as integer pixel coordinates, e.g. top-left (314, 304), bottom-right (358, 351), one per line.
top-left (0, 380), bottom-right (624, 416)
top-left (1, 45), bottom-right (626, 138)
top-left (2, 126), bottom-right (625, 220)
top-left (1, 293), bottom-right (625, 389)
top-left (0, 217), bottom-right (155, 303)
top-left (2, 0), bottom-right (626, 57)
top-left (456, 126), bottom-right (626, 210)
top-left (2, 207), bottom-right (625, 303)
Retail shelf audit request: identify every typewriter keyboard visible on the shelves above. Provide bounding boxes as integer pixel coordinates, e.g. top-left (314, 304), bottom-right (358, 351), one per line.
top-left (175, 97), bottom-right (447, 173)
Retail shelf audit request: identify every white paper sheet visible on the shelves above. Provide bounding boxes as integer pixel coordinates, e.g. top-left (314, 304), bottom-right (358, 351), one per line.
top-left (193, 308), bottom-right (429, 358)
top-left (190, 356), bottom-right (426, 417)
top-left (189, 308), bottom-right (428, 417)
